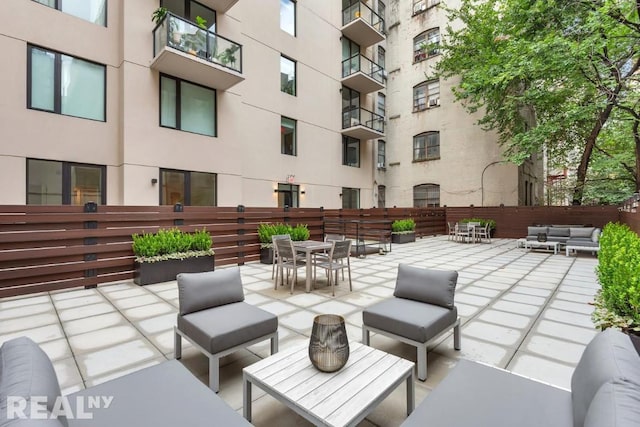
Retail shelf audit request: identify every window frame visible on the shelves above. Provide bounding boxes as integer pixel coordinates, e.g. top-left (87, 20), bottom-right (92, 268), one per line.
top-left (377, 140), bottom-right (386, 169)
top-left (413, 131), bottom-right (440, 161)
top-left (280, 0), bottom-right (296, 36)
top-left (160, 0), bottom-right (217, 30)
top-left (413, 183), bottom-right (440, 207)
top-left (159, 168), bottom-right (217, 206)
top-left (27, 44), bottom-right (107, 122)
top-left (341, 187), bottom-right (360, 209)
top-left (280, 55), bottom-right (297, 96)
top-left (159, 73), bottom-right (217, 137)
top-left (413, 80), bottom-right (440, 112)
top-left (26, 158), bottom-right (107, 205)
top-left (281, 116), bottom-right (297, 156)
top-left (413, 28), bottom-right (440, 63)
top-left (342, 136), bottom-right (360, 167)
top-left (377, 184), bottom-right (386, 208)
top-left (412, 0), bottom-right (440, 16)
top-left (276, 183), bottom-right (299, 208)
top-left (32, 0), bottom-right (108, 26)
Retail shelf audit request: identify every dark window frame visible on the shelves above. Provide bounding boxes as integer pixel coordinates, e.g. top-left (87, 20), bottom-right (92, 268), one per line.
top-left (27, 44), bottom-right (107, 122)
top-left (413, 131), bottom-right (440, 161)
top-left (280, 55), bottom-right (297, 96)
top-left (413, 183), bottom-right (440, 207)
top-left (26, 158), bottom-right (107, 205)
top-left (342, 136), bottom-right (360, 167)
top-left (281, 116), bottom-right (297, 156)
top-left (377, 140), bottom-right (386, 169)
top-left (159, 73), bottom-right (217, 137)
top-left (32, 0), bottom-right (108, 26)
top-left (413, 28), bottom-right (440, 63)
top-left (341, 187), bottom-right (360, 209)
top-left (280, 0), bottom-right (297, 36)
top-left (159, 168), bottom-right (217, 206)
top-left (412, 79), bottom-right (440, 112)
top-left (160, 0), bottom-right (217, 29)
top-left (377, 184), bottom-right (386, 208)
top-left (276, 183), bottom-right (299, 208)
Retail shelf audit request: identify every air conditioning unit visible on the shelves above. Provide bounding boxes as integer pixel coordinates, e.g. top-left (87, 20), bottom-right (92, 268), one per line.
top-left (428, 98), bottom-right (440, 107)
top-left (377, 163), bottom-right (385, 169)
top-left (413, 2), bottom-right (426, 14)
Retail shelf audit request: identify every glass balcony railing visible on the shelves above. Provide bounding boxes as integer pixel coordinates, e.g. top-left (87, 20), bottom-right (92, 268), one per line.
top-left (342, 1), bottom-right (385, 34)
top-left (342, 54), bottom-right (385, 83)
top-left (153, 12), bottom-right (242, 73)
top-left (342, 108), bottom-right (384, 133)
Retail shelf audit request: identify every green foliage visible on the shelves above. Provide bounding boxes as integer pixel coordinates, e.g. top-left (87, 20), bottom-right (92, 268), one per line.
top-left (595, 223), bottom-right (640, 329)
top-left (460, 218), bottom-right (496, 229)
top-left (195, 15), bottom-right (207, 29)
top-left (151, 7), bottom-right (168, 24)
top-left (257, 223), bottom-right (293, 244)
top-left (132, 228), bottom-right (213, 262)
top-left (392, 219), bottom-right (416, 233)
top-left (290, 224), bottom-right (310, 241)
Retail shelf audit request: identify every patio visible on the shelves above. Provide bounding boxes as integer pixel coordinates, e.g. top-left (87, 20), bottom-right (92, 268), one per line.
top-left (0, 236), bottom-right (599, 426)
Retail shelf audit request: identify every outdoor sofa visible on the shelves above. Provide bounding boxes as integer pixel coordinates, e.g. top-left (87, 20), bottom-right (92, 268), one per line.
top-left (0, 336), bottom-right (250, 426)
top-left (525, 225), bottom-right (601, 255)
top-left (401, 328), bottom-right (640, 427)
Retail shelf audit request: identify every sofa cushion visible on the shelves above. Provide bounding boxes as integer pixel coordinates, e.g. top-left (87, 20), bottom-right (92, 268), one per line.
top-left (571, 329), bottom-right (640, 427)
top-left (528, 226), bottom-right (548, 236)
top-left (0, 337), bottom-right (67, 427)
top-left (583, 379), bottom-right (640, 427)
top-left (566, 239), bottom-right (599, 248)
top-left (178, 267), bottom-right (244, 315)
top-left (548, 227), bottom-right (569, 237)
top-left (363, 298), bottom-right (458, 343)
top-left (570, 227), bottom-right (595, 238)
top-left (592, 228), bottom-right (601, 243)
top-left (177, 302), bottom-right (277, 354)
top-left (393, 264), bottom-right (457, 309)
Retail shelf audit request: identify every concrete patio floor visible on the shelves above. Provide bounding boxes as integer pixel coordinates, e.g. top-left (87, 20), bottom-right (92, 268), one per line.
top-left (0, 236), bottom-right (600, 426)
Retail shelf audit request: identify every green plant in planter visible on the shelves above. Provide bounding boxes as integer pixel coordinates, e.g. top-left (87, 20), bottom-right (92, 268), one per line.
top-left (594, 222), bottom-right (640, 333)
top-left (290, 224), bottom-right (310, 241)
top-left (132, 228), bottom-right (214, 263)
top-left (460, 218), bottom-right (496, 230)
top-left (392, 219), bottom-right (416, 234)
top-left (257, 223), bottom-right (293, 248)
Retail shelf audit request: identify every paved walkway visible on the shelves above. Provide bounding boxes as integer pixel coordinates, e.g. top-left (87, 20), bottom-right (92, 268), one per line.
top-left (0, 236), bottom-right (599, 426)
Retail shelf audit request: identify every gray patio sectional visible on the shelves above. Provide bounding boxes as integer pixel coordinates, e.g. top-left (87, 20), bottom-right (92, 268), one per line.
top-left (525, 225), bottom-right (601, 255)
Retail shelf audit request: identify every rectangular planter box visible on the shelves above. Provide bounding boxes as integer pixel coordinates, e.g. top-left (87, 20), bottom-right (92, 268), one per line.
top-left (134, 255), bottom-right (215, 286)
top-left (260, 247), bottom-right (274, 264)
top-left (392, 232), bottom-right (416, 244)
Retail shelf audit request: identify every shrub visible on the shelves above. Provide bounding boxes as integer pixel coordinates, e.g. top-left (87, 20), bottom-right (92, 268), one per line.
top-left (290, 224), bottom-right (310, 241)
top-left (392, 219), bottom-right (416, 233)
top-left (257, 223), bottom-right (293, 245)
top-left (594, 222), bottom-right (640, 332)
top-left (460, 218), bottom-right (496, 229)
top-left (132, 228), bottom-right (213, 263)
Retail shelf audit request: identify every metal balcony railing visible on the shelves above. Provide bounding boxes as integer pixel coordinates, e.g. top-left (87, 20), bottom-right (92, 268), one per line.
top-left (342, 54), bottom-right (385, 83)
top-left (153, 12), bottom-right (242, 73)
top-left (342, 108), bottom-right (385, 133)
top-left (342, 1), bottom-right (385, 34)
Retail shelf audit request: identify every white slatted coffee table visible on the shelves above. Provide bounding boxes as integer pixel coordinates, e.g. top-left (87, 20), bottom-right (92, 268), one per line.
top-left (243, 342), bottom-right (415, 427)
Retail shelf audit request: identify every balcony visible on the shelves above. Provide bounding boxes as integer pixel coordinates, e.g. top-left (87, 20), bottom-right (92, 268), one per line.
top-left (342, 108), bottom-right (385, 140)
top-left (341, 1), bottom-right (385, 48)
top-left (151, 13), bottom-right (244, 91)
top-left (197, 0), bottom-right (239, 13)
top-left (341, 55), bottom-right (385, 94)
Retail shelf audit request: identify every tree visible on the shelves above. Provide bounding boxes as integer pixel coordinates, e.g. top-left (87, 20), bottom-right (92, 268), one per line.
top-left (436, 0), bottom-right (640, 204)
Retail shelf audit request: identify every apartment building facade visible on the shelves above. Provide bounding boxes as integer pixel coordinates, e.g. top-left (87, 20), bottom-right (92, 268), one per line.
top-left (0, 0), bottom-right (542, 208)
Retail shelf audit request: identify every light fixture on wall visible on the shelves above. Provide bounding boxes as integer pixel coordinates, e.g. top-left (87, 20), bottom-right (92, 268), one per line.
top-left (339, 193), bottom-right (343, 197)
top-left (151, 178), bottom-right (158, 185)
top-left (274, 189), bottom-right (279, 193)
top-left (301, 190), bottom-right (306, 195)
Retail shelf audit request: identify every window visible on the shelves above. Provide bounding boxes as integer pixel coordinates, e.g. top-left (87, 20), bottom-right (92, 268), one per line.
top-left (377, 140), bottom-right (386, 169)
top-left (27, 159), bottom-right (106, 205)
top-left (378, 46), bottom-right (386, 69)
top-left (160, 75), bottom-right (216, 137)
top-left (413, 132), bottom-right (440, 161)
top-left (377, 93), bottom-right (386, 118)
top-left (378, 1), bottom-right (386, 19)
top-left (342, 136), bottom-right (360, 167)
top-left (413, 80), bottom-right (439, 112)
top-left (281, 117), bottom-right (296, 155)
top-left (413, 184), bottom-right (440, 207)
top-left (412, 0), bottom-right (440, 15)
top-left (28, 45), bottom-right (106, 121)
top-left (280, 56), bottom-right (296, 95)
top-left (277, 183), bottom-right (299, 208)
top-left (377, 185), bottom-right (386, 208)
top-left (33, 0), bottom-right (107, 26)
top-left (413, 28), bottom-right (440, 62)
top-left (161, 0), bottom-right (216, 31)
top-left (160, 169), bottom-right (216, 206)
top-left (280, 0), bottom-right (296, 36)
top-left (342, 86), bottom-right (360, 127)
top-left (342, 187), bottom-right (360, 209)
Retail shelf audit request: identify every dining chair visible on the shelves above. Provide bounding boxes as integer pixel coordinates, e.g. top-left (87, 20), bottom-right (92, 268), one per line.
top-left (467, 222), bottom-right (481, 243)
top-left (271, 234), bottom-right (291, 286)
top-left (275, 238), bottom-right (306, 294)
top-left (316, 234), bottom-right (347, 278)
top-left (455, 223), bottom-right (473, 243)
top-left (313, 240), bottom-right (352, 296)
top-left (447, 222), bottom-right (457, 241)
top-left (475, 223), bottom-right (491, 243)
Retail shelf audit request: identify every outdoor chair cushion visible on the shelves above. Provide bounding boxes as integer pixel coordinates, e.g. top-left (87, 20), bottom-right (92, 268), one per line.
top-left (570, 227), bottom-right (595, 238)
top-left (571, 328), bottom-right (640, 427)
top-left (527, 226), bottom-right (548, 236)
top-left (548, 227), bottom-right (570, 237)
top-left (393, 264), bottom-right (458, 309)
top-left (566, 239), bottom-right (599, 248)
top-left (178, 268), bottom-right (244, 315)
top-left (592, 228), bottom-right (602, 242)
top-left (583, 378), bottom-right (640, 427)
top-left (363, 298), bottom-right (458, 343)
top-left (400, 359), bottom-right (573, 427)
top-left (0, 337), bottom-right (67, 426)
top-left (177, 301), bottom-right (277, 354)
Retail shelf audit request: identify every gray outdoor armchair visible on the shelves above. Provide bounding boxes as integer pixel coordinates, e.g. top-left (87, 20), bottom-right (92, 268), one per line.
top-left (174, 267), bottom-right (278, 392)
top-left (362, 264), bottom-right (461, 381)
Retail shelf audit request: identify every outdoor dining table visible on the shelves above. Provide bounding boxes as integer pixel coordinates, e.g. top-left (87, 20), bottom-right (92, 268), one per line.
top-left (292, 240), bottom-right (332, 292)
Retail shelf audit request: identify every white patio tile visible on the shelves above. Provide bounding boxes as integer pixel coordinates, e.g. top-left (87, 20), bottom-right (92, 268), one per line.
top-left (455, 293), bottom-right (492, 306)
top-left (549, 299), bottom-right (594, 315)
top-left (284, 292), bottom-right (329, 307)
top-left (508, 354), bottom-right (574, 390)
top-left (338, 292), bottom-right (382, 308)
top-left (462, 321), bottom-right (523, 347)
top-left (257, 301), bottom-right (298, 316)
top-left (0, 323), bottom-right (64, 346)
top-left (491, 300), bottom-right (540, 316)
top-left (523, 335), bottom-right (586, 364)
top-left (62, 312), bottom-right (128, 336)
top-left (0, 302), bottom-right (55, 320)
top-left (53, 357), bottom-right (84, 391)
top-left (0, 294), bottom-right (50, 309)
top-left (0, 312), bottom-right (59, 334)
top-left (501, 292), bottom-right (546, 306)
top-left (57, 302), bottom-right (116, 322)
top-left (309, 300), bottom-right (360, 316)
top-left (542, 308), bottom-right (594, 329)
top-left (478, 310), bottom-right (531, 329)
top-left (244, 293), bottom-right (272, 306)
top-left (534, 320), bottom-right (598, 345)
top-left (110, 294), bottom-right (162, 310)
top-left (135, 312), bottom-right (178, 335)
top-left (122, 302), bottom-right (176, 320)
top-left (68, 325), bottom-right (142, 355)
top-left (75, 339), bottom-right (163, 379)
top-left (53, 294), bottom-right (107, 310)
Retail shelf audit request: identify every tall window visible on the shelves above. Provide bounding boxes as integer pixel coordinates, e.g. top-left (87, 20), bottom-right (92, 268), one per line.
top-left (280, 56), bottom-right (296, 95)
top-left (377, 140), bottom-right (386, 168)
top-left (377, 93), bottom-right (386, 118)
top-left (281, 117), bottom-right (296, 155)
top-left (412, 0), bottom-right (440, 15)
top-left (280, 0), bottom-right (296, 36)
top-left (413, 132), bottom-right (440, 161)
top-left (27, 159), bottom-right (106, 205)
top-left (160, 75), bottom-right (216, 137)
top-left (160, 169), bottom-right (216, 206)
top-left (161, 0), bottom-right (216, 31)
top-left (28, 45), bottom-right (105, 121)
top-left (342, 187), bottom-right (360, 209)
top-left (413, 28), bottom-right (440, 62)
top-left (378, 46), bottom-right (386, 69)
top-left (378, 185), bottom-right (386, 208)
top-left (342, 86), bottom-right (360, 127)
top-left (414, 184), bottom-right (440, 207)
top-left (378, 1), bottom-right (386, 19)
top-left (413, 80), bottom-right (440, 111)
top-left (342, 136), bottom-right (360, 167)
top-left (33, 0), bottom-right (107, 26)
top-left (277, 183), bottom-right (299, 208)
